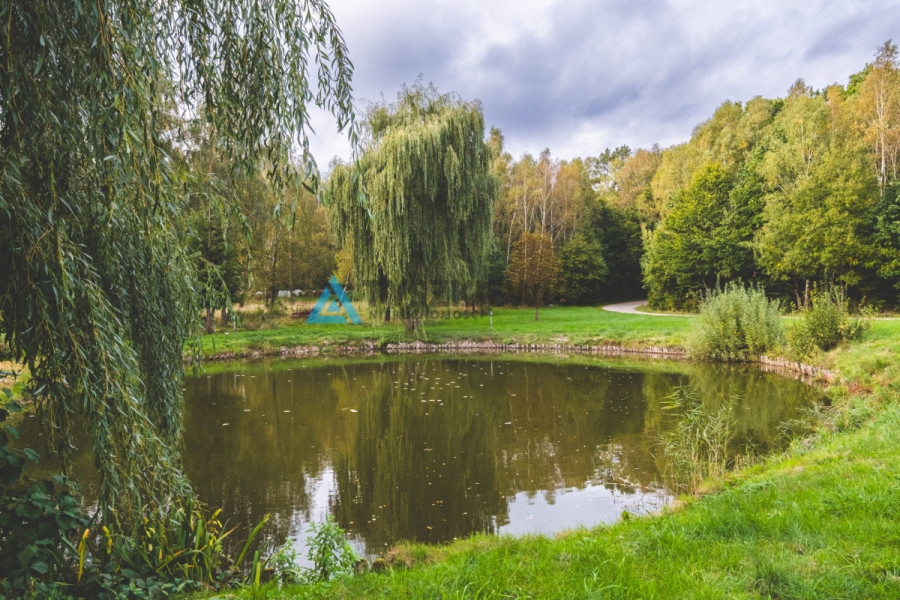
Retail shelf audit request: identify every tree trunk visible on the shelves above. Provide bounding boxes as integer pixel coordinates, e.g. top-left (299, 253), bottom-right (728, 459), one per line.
top-left (220, 307), bottom-right (228, 326)
top-left (534, 305), bottom-right (540, 321)
top-left (804, 279), bottom-right (810, 310)
top-left (384, 306), bottom-right (391, 323)
top-left (405, 314), bottom-right (419, 332)
top-left (205, 305), bottom-right (214, 334)
top-left (269, 237), bottom-right (279, 306)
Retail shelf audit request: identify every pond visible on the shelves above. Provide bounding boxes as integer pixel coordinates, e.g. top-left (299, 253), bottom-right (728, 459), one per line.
top-left (175, 354), bottom-right (824, 560)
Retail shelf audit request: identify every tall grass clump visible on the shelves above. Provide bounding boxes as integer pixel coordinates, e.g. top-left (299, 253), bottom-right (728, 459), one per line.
top-left (690, 282), bottom-right (784, 362)
top-left (788, 286), bottom-right (872, 358)
top-left (660, 386), bottom-right (737, 491)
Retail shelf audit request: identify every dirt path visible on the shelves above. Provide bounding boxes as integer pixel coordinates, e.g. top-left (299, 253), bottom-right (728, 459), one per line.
top-left (602, 300), bottom-right (696, 317)
top-left (604, 300), bottom-right (900, 321)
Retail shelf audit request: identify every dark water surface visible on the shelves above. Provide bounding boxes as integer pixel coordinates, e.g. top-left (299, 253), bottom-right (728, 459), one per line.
top-left (175, 355), bottom-right (824, 560)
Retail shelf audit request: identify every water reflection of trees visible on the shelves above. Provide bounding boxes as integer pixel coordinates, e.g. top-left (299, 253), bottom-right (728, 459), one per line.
top-left (332, 360), bottom-right (671, 552)
top-left (332, 359), bottom-right (504, 550)
top-left (19, 357), bottom-right (823, 557)
top-left (182, 367), bottom-right (359, 548)
top-left (642, 365), bottom-right (821, 442)
top-left (178, 358), bottom-right (823, 555)
top-left (489, 362), bottom-right (657, 498)
top-left (642, 363), bottom-right (824, 476)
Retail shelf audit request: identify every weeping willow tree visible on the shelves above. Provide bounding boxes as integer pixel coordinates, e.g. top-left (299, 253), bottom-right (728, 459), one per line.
top-left (328, 84), bottom-right (497, 330)
top-left (0, 0), bottom-right (355, 522)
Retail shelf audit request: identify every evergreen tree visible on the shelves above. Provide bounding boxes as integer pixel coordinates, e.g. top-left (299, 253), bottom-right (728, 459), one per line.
top-left (580, 199), bottom-right (644, 302)
top-left (556, 234), bottom-right (608, 305)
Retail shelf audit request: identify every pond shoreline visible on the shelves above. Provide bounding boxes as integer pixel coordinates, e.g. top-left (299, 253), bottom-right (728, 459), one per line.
top-left (175, 320), bottom-right (900, 598)
top-left (189, 339), bottom-right (839, 385)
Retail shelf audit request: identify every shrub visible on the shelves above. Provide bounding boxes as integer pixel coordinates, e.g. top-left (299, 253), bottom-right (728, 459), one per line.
top-left (266, 541), bottom-right (305, 585)
top-left (1, 392), bottom-right (88, 599)
top-left (690, 282), bottom-right (784, 362)
top-left (307, 515), bottom-right (359, 582)
top-left (788, 286), bottom-right (872, 357)
top-left (267, 300), bottom-right (288, 318)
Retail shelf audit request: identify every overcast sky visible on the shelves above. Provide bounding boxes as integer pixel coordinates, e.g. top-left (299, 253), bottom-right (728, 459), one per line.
top-left (307, 0), bottom-right (898, 165)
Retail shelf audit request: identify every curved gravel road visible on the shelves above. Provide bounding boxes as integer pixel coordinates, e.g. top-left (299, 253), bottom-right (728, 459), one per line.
top-left (604, 300), bottom-right (899, 320)
top-left (603, 300), bottom-right (696, 317)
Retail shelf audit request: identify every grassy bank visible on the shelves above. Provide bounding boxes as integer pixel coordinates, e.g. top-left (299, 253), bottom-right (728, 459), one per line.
top-left (182, 312), bottom-right (900, 600)
top-left (195, 306), bottom-right (694, 358)
top-left (815, 320), bottom-right (900, 387)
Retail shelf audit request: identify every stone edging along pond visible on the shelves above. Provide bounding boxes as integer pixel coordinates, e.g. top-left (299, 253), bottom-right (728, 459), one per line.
top-left (191, 340), bottom-right (839, 384)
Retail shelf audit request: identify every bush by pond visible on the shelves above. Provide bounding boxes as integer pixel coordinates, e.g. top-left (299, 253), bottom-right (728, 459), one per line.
top-left (690, 282), bottom-right (784, 362)
top-left (788, 287), bottom-right (872, 358)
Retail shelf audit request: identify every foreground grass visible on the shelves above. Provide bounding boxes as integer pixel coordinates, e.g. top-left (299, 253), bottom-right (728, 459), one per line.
top-left (181, 318), bottom-right (900, 599)
top-left (196, 306), bottom-right (693, 357)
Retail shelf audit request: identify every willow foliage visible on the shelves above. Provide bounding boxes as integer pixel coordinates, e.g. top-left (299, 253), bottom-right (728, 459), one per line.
top-left (328, 84), bottom-right (496, 328)
top-left (0, 0), bottom-right (355, 521)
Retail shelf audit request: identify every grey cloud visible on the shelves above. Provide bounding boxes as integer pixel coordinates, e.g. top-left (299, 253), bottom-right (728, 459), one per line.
top-left (322, 0), bottom-right (899, 161)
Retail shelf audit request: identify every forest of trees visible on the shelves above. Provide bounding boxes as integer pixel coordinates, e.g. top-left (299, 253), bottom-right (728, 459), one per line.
top-left (196, 42), bottom-right (899, 316)
top-left (192, 118), bottom-right (646, 317)
top-left (642, 42), bottom-right (900, 310)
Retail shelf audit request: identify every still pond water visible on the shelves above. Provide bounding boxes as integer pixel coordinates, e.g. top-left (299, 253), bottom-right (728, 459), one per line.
top-left (175, 355), bottom-right (823, 560)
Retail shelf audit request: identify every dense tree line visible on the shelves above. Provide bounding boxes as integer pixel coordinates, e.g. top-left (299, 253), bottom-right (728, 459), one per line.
top-left (190, 107), bottom-right (644, 322)
top-left (183, 41), bottom-right (900, 319)
top-left (470, 136), bottom-right (644, 313)
top-left (181, 135), bottom-right (337, 323)
top-left (641, 42), bottom-right (900, 310)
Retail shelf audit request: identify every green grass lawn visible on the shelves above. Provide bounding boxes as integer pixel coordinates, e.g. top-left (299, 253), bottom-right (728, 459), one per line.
top-left (817, 319), bottom-right (900, 387)
top-left (196, 306), bottom-right (694, 357)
